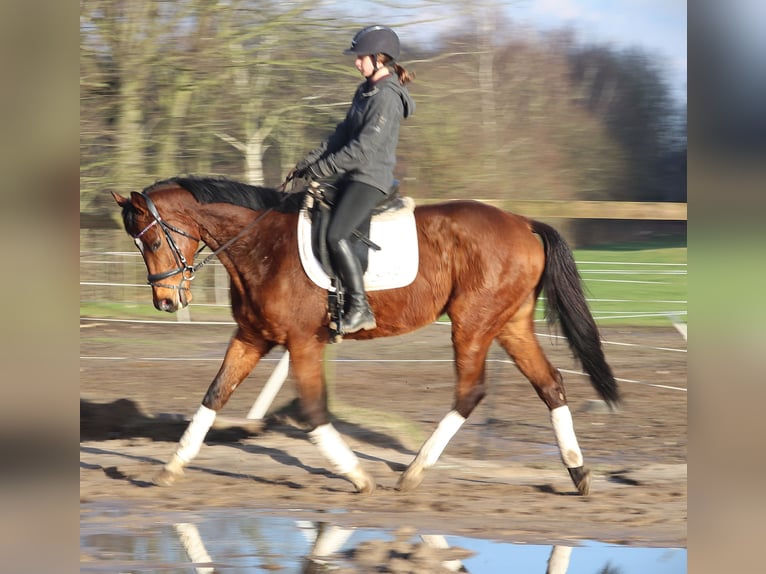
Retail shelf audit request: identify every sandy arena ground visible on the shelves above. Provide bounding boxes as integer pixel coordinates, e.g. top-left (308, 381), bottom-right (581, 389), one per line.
top-left (80, 320), bottom-right (686, 567)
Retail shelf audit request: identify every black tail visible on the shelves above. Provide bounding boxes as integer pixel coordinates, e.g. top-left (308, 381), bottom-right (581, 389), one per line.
top-left (532, 220), bottom-right (621, 407)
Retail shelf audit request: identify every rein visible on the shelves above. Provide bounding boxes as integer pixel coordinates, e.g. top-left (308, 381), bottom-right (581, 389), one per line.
top-left (135, 182), bottom-right (296, 289)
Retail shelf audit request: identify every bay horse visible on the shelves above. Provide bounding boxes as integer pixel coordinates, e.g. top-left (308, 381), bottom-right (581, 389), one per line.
top-left (112, 176), bottom-right (620, 496)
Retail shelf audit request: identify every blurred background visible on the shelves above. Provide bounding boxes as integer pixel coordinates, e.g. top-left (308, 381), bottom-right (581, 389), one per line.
top-left (79, 0), bottom-right (687, 248)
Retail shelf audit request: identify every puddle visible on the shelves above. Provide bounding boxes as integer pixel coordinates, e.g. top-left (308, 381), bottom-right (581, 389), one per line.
top-left (81, 504), bottom-right (686, 573)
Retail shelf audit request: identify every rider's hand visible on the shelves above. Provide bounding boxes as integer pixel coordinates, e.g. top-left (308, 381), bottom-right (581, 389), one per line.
top-left (288, 158), bottom-right (314, 181)
top-left (290, 165), bottom-right (311, 180)
top-left (287, 164), bottom-right (313, 180)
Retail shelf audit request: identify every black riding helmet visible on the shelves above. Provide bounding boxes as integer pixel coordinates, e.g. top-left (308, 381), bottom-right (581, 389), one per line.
top-left (343, 25), bottom-right (400, 61)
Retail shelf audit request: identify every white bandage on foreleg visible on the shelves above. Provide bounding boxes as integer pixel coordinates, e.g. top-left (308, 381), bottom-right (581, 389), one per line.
top-left (309, 423), bottom-right (360, 475)
top-left (175, 405), bottom-right (217, 463)
top-left (550, 405), bottom-right (584, 467)
top-left (547, 545), bottom-right (573, 574)
top-left (418, 410), bottom-right (466, 468)
top-left (174, 523), bottom-right (215, 574)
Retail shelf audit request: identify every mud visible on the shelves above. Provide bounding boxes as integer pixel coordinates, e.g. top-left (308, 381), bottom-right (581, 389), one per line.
top-left (80, 320), bottom-right (687, 564)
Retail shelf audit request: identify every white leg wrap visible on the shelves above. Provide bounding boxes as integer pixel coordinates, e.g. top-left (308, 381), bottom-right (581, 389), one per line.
top-left (312, 525), bottom-right (355, 558)
top-left (418, 410), bottom-right (466, 468)
top-left (309, 423), bottom-right (360, 475)
top-left (550, 405), bottom-right (583, 467)
top-left (547, 545), bottom-right (573, 574)
top-left (175, 523), bottom-right (214, 574)
top-left (175, 405), bottom-right (217, 463)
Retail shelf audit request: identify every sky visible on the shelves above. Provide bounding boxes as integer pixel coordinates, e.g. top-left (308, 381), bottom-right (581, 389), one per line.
top-left (508, 0), bottom-right (687, 102)
top-left (341, 1), bottom-right (687, 103)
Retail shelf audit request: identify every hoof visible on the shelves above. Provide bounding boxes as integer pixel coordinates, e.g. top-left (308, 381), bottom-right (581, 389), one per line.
top-left (153, 467), bottom-right (182, 487)
top-left (348, 467), bottom-right (376, 495)
top-left (568, 466), bottom-right (591, 495)
top-left (395, 466), bottom-right (424, 492)
top-left (153, 456), bottom-right (185, 486)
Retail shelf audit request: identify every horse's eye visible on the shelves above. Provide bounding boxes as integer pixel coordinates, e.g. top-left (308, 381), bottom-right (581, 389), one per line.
top-left (150, 238), bottom-right (162, 252)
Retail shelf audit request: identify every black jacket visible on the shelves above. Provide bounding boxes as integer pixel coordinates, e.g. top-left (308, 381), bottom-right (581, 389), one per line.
top-left (305, 74), bottom-right (415, 193)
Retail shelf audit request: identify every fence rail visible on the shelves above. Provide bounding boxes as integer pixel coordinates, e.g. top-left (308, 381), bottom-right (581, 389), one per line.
top-left (411, 199), bottom-right (686, 220)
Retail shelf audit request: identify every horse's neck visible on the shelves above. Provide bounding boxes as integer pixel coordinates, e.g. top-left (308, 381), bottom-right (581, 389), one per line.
top-left (197, 207), bottom-right (284, 285)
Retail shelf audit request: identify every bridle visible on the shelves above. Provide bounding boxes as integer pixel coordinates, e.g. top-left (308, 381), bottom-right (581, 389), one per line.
top-left (131, 189), bottom-right (288, 292)
top-left (131, 193), bottom-right (204, 293)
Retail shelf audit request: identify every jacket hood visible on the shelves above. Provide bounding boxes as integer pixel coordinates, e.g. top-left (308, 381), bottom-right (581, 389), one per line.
top-left (378, 75), bottom-right (415, 118)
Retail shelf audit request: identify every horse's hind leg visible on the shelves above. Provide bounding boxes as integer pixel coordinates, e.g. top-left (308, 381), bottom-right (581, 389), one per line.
top-left (396, 329), bottom-right (492, 492)
top-left (289, 339), bottom-right (375, 494)
top-left (154, 332), bottom-right (272, 486)
top-left (496, 314), bottom-right (591, 495)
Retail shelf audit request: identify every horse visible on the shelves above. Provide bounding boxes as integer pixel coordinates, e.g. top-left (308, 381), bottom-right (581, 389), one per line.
top-left (112, 175), bottom-right (620, 496)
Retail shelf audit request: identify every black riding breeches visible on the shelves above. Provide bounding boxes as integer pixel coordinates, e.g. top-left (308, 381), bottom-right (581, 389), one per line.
top-left (326, 180), bottom-right (385, 254)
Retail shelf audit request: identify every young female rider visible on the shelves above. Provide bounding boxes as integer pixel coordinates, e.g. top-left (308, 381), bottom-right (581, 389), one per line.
top-left (290, 25), bottom-right (415, 334)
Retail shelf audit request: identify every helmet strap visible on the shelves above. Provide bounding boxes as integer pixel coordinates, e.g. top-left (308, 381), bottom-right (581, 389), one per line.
top-left (372, 54), bottom-right (382, 73)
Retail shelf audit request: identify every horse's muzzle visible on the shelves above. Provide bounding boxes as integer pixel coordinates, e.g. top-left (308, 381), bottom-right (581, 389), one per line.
top-left (153, 285), bottom-right (191, 313)
top-left (155, 297), bottom-right (179, 313)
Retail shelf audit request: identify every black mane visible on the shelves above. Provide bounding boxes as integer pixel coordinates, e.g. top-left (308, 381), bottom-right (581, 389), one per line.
top-left (144, 176), bottom-right (307, 213)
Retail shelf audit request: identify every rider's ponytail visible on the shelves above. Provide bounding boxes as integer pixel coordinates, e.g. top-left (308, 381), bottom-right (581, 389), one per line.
top-left (377, 54), bottom-right (415, 85)
top-left (392, 62), bottom-right (415, 85)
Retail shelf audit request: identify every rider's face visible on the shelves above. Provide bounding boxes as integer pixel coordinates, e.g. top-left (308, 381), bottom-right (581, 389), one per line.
top-left (355, 54), bottom-right (376, 78)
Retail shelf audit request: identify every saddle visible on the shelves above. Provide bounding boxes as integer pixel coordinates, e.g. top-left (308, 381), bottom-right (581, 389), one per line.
top-left (297, 180), bottom-right (419, 342)
top-left (307, 180), bottom-right (407, 276)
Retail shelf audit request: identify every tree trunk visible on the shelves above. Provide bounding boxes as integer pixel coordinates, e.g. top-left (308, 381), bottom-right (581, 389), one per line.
top-left (115, 76), bottom-right (146, 192)
top-left (245, 136), bottom-right (265, 185)
top-left (157, 71), bottom-right (194, 177)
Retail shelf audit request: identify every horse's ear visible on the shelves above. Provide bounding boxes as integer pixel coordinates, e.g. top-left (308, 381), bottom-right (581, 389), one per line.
top-left (111, 190), bottom-right (148, 214)
top-left (111, 191), bottom-right (129, 207)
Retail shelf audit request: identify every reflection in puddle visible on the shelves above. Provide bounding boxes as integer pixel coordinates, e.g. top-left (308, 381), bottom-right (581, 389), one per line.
top-left (80, 505), bottom-right (686, 573)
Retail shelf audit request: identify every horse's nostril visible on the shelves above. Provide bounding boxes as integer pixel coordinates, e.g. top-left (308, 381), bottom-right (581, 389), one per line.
top-left (155, 298), bottom-right (176, 312)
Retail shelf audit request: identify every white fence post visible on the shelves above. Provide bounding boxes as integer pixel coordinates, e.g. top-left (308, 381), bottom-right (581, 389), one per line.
top-left (247, 350), bottom-right (291, 420)
top-left (214, 263), bottom-right (228, 306)
top-left (668, 313), bottom-right (687, 341)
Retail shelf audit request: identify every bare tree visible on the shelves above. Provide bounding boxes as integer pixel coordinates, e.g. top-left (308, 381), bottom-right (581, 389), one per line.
top-left (80, 1), bottom-right (682, 215)
top-left (205, 1), bottom-right (353, 184)
top-left (569, 45), bottom-right (677, 200)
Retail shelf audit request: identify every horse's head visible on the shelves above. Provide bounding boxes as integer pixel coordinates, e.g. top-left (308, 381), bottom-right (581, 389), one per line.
top-left (112, 190), bottom-right (201, 313)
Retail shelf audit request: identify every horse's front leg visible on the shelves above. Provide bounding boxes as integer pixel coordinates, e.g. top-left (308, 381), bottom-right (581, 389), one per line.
top-left (290, 340), bottom-right (375, 494)
top-left (154, 332), bottom-right (272, 486)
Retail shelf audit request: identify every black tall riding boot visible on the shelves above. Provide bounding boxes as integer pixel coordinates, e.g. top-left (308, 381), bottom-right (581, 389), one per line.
top-left (332, 238), bottom-right (376, 333)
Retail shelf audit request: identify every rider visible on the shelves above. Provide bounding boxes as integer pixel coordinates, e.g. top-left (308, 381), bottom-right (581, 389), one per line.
top-left (290, 25), bottom-right (415, 334)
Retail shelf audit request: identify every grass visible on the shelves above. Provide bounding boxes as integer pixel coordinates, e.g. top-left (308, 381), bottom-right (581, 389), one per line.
top-left (570, 243), bottom-right (687, 327)
top-left (80, 301), bottom-right (235, 323)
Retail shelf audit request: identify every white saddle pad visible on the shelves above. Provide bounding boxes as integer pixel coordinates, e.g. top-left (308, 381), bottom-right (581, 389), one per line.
top-left (297, 197), bottom-right (419, 292)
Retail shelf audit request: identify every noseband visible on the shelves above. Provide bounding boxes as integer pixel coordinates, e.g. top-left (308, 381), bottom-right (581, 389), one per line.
top-left (132, 193), bottom-right (204, 291)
